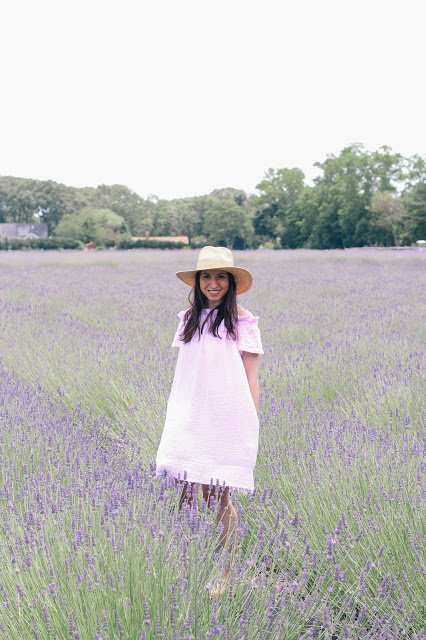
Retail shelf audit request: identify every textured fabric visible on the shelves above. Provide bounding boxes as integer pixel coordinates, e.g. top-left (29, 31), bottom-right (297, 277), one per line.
top-left (155, 309), bottom-right (264, 493)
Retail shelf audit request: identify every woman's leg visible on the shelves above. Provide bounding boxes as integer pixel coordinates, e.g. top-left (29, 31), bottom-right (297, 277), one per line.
top-left (175, 479), bottom-right (199, 516)
top-left (202, 484), bottom-right (239, 578)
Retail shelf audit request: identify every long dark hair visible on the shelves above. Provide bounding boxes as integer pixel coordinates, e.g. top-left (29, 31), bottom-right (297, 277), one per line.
top-left (180, 271), bottom-right (238, 344)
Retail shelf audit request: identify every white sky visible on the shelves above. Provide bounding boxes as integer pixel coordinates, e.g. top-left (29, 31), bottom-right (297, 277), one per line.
top-left (1, 0), bottom-right (425, 201)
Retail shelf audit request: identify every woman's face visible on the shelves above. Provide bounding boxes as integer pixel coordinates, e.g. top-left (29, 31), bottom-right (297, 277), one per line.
top-left (199, 269), bottom-right (229, 308)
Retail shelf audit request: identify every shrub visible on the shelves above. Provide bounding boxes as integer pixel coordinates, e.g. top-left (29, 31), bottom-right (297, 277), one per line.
top-left (190, 235), bottom-right (208, 249)
top-left (117, 239), bottom-right (185, 250)
top-left (0, 237), bottom-right (82, 250)
top-left (0, 237), bottom-right (187, 251)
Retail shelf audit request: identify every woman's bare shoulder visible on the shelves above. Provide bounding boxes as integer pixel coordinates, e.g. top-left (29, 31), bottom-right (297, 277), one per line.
top-left (178, 307), bottom-right (191, 318)
top-left (237, 303), bottom-right (251, 317)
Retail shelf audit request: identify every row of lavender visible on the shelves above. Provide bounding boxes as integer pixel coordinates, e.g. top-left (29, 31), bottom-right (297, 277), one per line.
top-left (0, 249), bottom-right (425, 638)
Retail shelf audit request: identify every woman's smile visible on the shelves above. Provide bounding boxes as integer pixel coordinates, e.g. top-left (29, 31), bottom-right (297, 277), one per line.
top-left (199, 269), bottom-right (230, 308)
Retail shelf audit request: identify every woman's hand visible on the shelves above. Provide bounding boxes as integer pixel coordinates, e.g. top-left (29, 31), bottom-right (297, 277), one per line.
top-left (242, 351), bottom-right (259, 411)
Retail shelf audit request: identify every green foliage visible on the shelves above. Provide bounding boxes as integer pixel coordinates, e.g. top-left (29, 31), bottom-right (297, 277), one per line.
top-left (254, 168), bottom-right (306, 248)
top-left (190, 235), bottom-right (208, 249)
top-left (402, 182), bottom-right (426, 241)
top-left (209, 187), bottom-right (248, 205)
top-left (302, 145), bottom-right (423, 248)
top-left (1, 143), bottom-right (425, 249)
top-left (0, 177), bottom-right (155, 237)
top-left (0, 176), bottom-right (89, 231)
top-left (202, 199), bottom-right (253, 249)
top-left (117, 238), bottom-right (185, 250)
top-left (89, 184), bottom-right (155, 237)
top-left (54, 207), bottom-right (130, 246)
top-left (0, 237), bottom-right (82, 250)
top-left (368, 191), bottom-right (405, 246)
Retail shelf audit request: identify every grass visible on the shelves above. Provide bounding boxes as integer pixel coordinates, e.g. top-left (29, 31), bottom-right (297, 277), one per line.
top-left (0, 248), bottom-right (424, 639)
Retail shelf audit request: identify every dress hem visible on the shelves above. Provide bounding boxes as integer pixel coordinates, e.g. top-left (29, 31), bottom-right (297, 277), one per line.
top-left (154, 465), bottom-right (255, 495)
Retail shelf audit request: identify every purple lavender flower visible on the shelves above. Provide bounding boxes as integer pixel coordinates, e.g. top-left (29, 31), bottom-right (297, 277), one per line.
top-left (102, 610), bottom-right (108, 631)
top-left (43, 606), bottom-right (51, 632)
top-left (355, 529), bottom-right (363, 542)
top-left (115, 610), bottom-right (124, 636)
top-left (211, 611), bottom-right (222, 635)
top-left (142, 596), bottom-right (151, 627)
top-left (289, 511), bottom-right (299, 526)
top-left (323, 607), bottom-right (331, 629)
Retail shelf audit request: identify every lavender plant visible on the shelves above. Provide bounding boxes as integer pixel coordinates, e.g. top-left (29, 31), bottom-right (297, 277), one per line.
top-left (0, 248), bottom-right (424, 639)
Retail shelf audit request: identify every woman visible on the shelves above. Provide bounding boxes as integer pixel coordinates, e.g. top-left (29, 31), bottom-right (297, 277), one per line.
top-left (155, 246), bottom-right (264, 596)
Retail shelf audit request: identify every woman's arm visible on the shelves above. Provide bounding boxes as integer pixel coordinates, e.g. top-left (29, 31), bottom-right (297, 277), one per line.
top-left (242, 351), bottom-right (259, 411)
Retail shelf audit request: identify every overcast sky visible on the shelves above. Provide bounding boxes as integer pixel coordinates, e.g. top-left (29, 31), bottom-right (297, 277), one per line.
top-left (1, 0), bottom-right (424, 200)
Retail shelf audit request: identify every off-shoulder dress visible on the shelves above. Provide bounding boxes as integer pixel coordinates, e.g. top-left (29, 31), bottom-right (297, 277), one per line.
top-left (155, 308), bottom-right (264, 493)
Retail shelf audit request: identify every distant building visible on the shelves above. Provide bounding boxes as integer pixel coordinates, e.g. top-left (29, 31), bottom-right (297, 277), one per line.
top-left (0, 223), bottom-right (48, 239)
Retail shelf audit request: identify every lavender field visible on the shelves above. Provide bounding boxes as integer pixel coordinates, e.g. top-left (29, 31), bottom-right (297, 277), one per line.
top-left (0, 249), bottom-right (424, 640)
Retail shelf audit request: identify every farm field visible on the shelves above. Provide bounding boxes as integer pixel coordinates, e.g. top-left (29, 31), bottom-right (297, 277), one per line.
top-left (0, 248), bottom-right (424, 639)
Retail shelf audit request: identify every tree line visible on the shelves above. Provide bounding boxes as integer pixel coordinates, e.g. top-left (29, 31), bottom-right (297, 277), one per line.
top-left (0, 143), bottom-right (425, 249)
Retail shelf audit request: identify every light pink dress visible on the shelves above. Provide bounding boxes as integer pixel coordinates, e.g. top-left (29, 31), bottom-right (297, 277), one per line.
top-left (155, 309), bottom-right (264, 493)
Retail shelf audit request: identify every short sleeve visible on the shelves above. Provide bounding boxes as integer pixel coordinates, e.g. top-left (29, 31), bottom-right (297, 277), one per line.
top-left (171, 310), bottom-right (186, 348)
top-left (237, 314), bottom-right (264, 355)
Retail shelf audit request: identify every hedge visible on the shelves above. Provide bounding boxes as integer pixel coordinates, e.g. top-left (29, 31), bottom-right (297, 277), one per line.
top-left (0, 237), bottom-right (185, 251)
top-left (0, 237), bottom-right (82, 250)
top-left (117, 239), bottom-right (185, 250)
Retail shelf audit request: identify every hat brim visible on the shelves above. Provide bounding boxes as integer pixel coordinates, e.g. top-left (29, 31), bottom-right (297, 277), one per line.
top-left (176, 266), bottom-right (253, 295)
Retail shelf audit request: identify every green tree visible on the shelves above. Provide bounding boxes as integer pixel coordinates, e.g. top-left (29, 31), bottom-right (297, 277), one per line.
top-left (403, 155), bottom-right (426, 189)
top-left (186, 195), bottom-right (218, 242)
top-left (1, 146), bottom-right (423, 250)
top-left (253, 168), bottom-right (306, 247)
top-left (310, 145), bottom-right (372, 248)
top-left (400, 155), bottom-right (426, 243)
top-left (402, 182), bottom-right (426, 242)
top-left (53, 212), bottom-right (84, 241)
top-left (151, 200), bottom-right (174, 236)
top-left (203, 199), bottom-right (253, 249)
top-left (296, 186), bottom-right (319, 246)
top-left (90, 184), bottom-right (154, 236)
top-left (369, 145), bottom-right (405, 192)
top-left (210, 187), bottom-right (247, 206)
top-left (306, 144), bottom-right (408, 248)
top-left (308, 201), bottom-right (345, 249)
top-left (0, 176), bottom-right (81, 231)
top-left (167, 199), bottom-right (193, 240)
top-left (54, 207), bottom-right (130, 246)
top-left (368, 191), bottom-right (405, 246)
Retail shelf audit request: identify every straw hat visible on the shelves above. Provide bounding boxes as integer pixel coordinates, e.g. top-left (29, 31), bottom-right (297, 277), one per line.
top-left (176, 246), bottom-right (253, 295)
